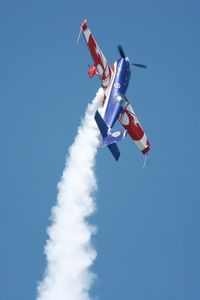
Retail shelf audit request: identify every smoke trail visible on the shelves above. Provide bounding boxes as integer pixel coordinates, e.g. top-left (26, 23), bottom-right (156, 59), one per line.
top-left (37, 88), bottom-right (104, 300)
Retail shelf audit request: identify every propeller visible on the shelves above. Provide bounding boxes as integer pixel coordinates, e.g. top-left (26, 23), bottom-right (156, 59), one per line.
top-left (131, 63), bottom-right (147, 69)
top-left (118, 45), bottom-right (126, 58)
top-left (117, 45), bottom-right (147, 68)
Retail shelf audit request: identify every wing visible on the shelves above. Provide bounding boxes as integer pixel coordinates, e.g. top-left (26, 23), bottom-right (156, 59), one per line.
top-left (80, 20), bottom-right (112, 89)
top-left (118, 97), bottom-right (150, 154)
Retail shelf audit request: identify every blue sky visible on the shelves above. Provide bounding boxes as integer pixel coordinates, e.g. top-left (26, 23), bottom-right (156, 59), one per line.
top-left (0, 0), bottom-right (200, 299)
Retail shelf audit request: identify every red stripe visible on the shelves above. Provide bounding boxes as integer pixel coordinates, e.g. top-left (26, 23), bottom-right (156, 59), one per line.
top-left (81, 21), bottom-right (87, 31)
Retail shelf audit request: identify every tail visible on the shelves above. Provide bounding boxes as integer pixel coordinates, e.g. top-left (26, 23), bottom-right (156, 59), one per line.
top-left (94, 110), bottom-right (127, 161)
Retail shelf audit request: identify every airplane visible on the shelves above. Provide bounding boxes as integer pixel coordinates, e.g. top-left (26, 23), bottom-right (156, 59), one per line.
top-left (78, 20), bottom-right (150, 162)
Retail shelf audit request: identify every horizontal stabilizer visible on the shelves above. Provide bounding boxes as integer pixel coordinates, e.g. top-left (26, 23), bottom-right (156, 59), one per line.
top-left (94, 110), bottom-right (124, 161)
top-left (94, 110), bottom-right (108, 138)
top-left (108, 143), bottom-right (120, 161)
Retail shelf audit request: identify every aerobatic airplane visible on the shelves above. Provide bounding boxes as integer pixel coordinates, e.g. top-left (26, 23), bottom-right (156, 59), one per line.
top-left (78, 20), bottom-right (150, 161)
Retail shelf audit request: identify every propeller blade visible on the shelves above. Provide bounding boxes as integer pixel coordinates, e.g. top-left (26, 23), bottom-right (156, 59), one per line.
top-left (132, 63), bottom-right (147, 69)
top-left (118, 45), bottom-right (126, 58)
top-left (117, 45), bottom-right (147, 68)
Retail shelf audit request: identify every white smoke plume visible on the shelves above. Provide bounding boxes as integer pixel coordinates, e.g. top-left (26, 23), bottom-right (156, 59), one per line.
top-left (37, 88), bottom-right (104, 300)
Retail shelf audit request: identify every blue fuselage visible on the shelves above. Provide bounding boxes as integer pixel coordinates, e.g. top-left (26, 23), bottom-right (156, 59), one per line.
top-left (104, 58), bottom-right (131, 128)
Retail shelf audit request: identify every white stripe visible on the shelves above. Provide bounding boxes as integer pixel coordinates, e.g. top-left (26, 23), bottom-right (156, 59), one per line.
top-left (135, 134), bottom-right (147, 151)
top-left (97, 64), bottom-right (103, 76)
top-left (84, 28), bottom-right (90, 42)
top-left (105, 66), bottom-right (110, 77)
top-left (102, 76), bottom-right (110, 88)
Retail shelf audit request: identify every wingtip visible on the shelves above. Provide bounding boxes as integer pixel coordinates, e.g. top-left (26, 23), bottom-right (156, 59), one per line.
top-left (77, 19), bottom-right (87, 43)
top-left (81, 19), bottom-right (88, 31)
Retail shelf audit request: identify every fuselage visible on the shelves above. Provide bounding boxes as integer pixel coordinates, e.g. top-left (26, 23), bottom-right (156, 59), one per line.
top-left (104, 58), bottom-right (131, 128)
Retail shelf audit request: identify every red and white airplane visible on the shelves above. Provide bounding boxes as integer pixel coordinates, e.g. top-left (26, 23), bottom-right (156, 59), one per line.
top-left (78, 20), bottom-right (150, 162)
